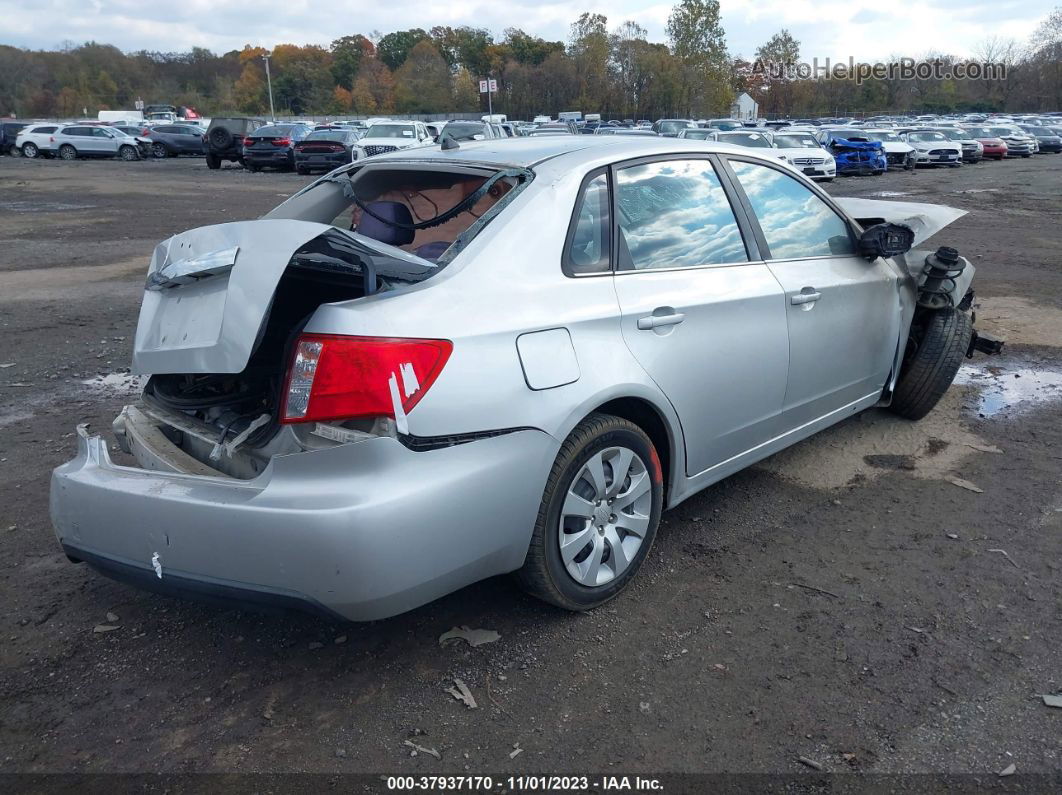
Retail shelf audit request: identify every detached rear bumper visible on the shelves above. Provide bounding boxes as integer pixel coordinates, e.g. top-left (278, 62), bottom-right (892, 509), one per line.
top-left (51, 424), bottom-right (557, 620)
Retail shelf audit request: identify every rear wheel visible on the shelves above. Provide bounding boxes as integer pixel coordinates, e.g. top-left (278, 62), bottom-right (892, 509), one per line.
top-left (58, 144), bottom-right (76, 161)
top-left (890, 308), bottom-right (973, 421)
top-left (516, 413), bottom-right (663, 611)
top-left (295, 165), bottom-right (307, 175)
top-left (21, 142), bottom-right (38, 158)
top-left (205, 153), bottom-right (221, 169)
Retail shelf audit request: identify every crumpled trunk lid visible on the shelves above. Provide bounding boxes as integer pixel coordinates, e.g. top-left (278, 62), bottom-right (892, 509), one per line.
top-left (132, 219), bottom-right (433, 375)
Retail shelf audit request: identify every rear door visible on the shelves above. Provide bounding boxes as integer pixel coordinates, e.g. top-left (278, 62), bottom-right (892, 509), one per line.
top-left (723, 157), bottom-right (900, 427)
top-left (606, 156), bottom-right (790, 476)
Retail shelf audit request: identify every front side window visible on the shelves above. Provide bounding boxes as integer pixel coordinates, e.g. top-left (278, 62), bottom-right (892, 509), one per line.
top-left (565, 172), bottom-right (611, 275)
top-left (729, 160), bottom-right (856, 259)
top-left (615, 159), bottom-right (747, 270)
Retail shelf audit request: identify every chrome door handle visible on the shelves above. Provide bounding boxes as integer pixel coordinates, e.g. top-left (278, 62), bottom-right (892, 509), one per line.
top-left (790, 290), bottom-right (822, 305)
top-left (637, 312), bottom-right (686, 330)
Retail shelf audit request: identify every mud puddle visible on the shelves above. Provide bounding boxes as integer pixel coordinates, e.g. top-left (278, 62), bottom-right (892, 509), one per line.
top-left (955, 361), bottom-right (1062, 417)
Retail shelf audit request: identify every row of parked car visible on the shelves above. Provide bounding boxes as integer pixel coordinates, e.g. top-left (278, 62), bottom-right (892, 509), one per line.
top-left (4, 112), bottom-right (1059, 183)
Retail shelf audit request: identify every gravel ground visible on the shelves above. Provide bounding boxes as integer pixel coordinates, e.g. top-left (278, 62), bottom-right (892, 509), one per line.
top-left (0, 153), bottom-right (1060, 781)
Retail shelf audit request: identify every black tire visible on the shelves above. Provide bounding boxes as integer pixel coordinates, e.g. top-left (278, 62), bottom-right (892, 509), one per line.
top-left (21, 142), bottom-right (38, 158)
top-left (515, 413), bottom-right (663, 611)
top-left (119, 145), bottom-right (138, 161)
top-left (208, 126), bottom-right (233, 149)
top-left (295, 165), bottom-right (307, 175)
top-left (152, 143), bottom-right (168, 159)
top-left (246, 163), bottom-right (260, 173)
top-left (206, 153), bottom-right (221, 170)
top-left (58, 144), bottom-right (77, 161)
top-left (890, 308), bottom-right (973, 421)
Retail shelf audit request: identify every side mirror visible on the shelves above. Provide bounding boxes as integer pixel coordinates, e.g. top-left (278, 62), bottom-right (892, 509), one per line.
top-left (859, 222), bottom-right (915, 259)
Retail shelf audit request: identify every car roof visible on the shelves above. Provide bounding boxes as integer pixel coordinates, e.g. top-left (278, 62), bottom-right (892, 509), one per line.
top-left (365, 135), bottom-right (791, 171)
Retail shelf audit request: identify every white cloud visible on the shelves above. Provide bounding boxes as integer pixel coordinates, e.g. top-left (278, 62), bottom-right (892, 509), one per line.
top-left (0, 0), bottom-right (1047, 58)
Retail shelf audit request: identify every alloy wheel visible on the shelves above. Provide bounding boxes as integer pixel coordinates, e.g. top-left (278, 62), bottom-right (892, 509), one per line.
top-left (558, 446), bottom-right (652, 587)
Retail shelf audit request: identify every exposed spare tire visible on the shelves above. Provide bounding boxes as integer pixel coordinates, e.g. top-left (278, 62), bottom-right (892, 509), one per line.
top-left (890, 308), bottom-right (973, 421)
top-left (209, 126), bottom-right (233, 149)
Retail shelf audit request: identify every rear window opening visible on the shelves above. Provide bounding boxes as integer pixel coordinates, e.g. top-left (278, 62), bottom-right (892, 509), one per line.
top-left (267, 162), bottom-right (531, 265)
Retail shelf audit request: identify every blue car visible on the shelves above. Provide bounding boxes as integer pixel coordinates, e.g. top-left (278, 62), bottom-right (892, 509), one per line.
top-left (825, 136), bottom-right (887, 175)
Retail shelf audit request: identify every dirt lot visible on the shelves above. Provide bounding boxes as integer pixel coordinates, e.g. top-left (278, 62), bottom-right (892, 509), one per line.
top-left (1, 154), bottom-right (1060, 781)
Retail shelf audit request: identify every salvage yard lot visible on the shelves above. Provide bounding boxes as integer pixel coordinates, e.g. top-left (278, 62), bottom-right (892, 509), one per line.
top-left (1, 155), bottom-right (1060, 776)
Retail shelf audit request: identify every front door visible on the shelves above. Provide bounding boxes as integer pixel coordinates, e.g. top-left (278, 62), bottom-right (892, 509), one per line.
top-left (608, 157), bottom-right (790, 476)
top-left (725, 158), bottom-right (901, 427)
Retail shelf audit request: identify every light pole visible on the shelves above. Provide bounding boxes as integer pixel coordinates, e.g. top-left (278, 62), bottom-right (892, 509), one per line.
top-left (262, 53), bottom-right (276, 121)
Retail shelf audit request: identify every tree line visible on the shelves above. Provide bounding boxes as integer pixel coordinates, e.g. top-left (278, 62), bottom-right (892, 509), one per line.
top-left (1, 2), bottom-right (1059, 121)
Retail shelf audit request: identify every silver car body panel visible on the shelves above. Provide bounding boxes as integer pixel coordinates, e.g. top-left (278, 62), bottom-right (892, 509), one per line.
top-left (52, 137), bottom-right (973, 619)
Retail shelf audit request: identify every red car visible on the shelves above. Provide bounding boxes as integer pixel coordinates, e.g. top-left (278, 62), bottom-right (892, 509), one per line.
top-left (961, 126), bottom-right (1008, 160)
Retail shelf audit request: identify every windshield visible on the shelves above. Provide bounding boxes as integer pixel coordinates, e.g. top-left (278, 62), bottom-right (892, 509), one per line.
top-left (989, 127), bottom-right (1019, 136)
top-left (937, 129), bottom-right (965, 140)
top-left (365, 124), bottom-right (415, 139)
top-left (828, 129), bottom-right (863, 139)
top-left (862, 131), bottom-right (900, 142)
top-left (772, 134), bottom-right (819, 148)
top-left (681, 130), bottom-right (712, 139)
top-left (709, 120), bottom-right (742, 130)
top-left (963, 127), bottom-right (993, 137)
top-left (717, 132), bottom-right (771, 148)
top-left (909, 132), bottom-right (946, 142)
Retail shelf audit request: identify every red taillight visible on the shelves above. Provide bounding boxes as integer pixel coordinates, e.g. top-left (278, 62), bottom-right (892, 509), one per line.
top-left (280, 334), bottom-right (452, 425)
top-left (272, 137), bottom-right (291, 146)
top-left (243, 136), bottom-right (254, 146)
top-left (143, 128), bottom-right (151, 136)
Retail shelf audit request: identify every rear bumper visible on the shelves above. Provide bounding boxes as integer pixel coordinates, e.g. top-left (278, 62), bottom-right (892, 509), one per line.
top-left (244, 149), bottom-right (294, 166)
top-left (294, 152), bottom-right (350, 170)
top-left (51, 423), bottom-right (558, 620)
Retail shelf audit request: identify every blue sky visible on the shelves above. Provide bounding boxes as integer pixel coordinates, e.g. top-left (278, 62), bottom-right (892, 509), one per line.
top-left (0, 0), bottom-right (1053, 60)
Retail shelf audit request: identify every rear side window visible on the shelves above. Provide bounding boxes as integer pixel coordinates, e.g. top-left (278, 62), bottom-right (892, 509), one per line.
top-left (729, 160), bottom-right (856, 259)
top-left (564, 172), bottom-right (611, 275)
top-left (32, 126), bottom-right (57, 134)
top-left (615, 159), bottom-right (747, 270)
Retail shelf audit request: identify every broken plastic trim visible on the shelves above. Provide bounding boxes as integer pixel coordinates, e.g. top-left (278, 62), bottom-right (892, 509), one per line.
top-left (399, 427), bottom-right (535, 452)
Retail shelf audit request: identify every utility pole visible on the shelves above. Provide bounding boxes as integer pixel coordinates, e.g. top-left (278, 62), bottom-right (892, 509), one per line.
top-left (262, 53), bottom-right (276, 121)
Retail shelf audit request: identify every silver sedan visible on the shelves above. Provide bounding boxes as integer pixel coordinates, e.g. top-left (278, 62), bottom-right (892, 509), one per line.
top-left (50, 137), bottom-right (1000, 620)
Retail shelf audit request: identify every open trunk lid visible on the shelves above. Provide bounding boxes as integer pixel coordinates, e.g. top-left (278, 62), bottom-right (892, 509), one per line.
top-left (133, 219), bottom-right (435, 375)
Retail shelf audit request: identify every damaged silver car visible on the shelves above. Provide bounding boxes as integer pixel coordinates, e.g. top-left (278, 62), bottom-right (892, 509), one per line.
top-left (50, 137), bottom-right (1002, 620)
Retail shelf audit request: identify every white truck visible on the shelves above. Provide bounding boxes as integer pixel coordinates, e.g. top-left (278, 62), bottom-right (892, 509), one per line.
top-left (98, 110), bottom-right (143, 124)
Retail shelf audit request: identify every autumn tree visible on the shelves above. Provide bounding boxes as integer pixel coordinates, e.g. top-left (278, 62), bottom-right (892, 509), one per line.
top-left (352, 58), bottom-right (395, 114)
top-left (393, 40), bottom-right (452, 113)
top-left (666, 0), bottom-right (733, 116)
top-left (754, 29), bottom-right (801, 116)
top-left (569, 13), bottom-right (613, 112)
top-left (330, 34), bottom-right (374, 90)
top-left (376, 29), bottom-right (430, 70)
